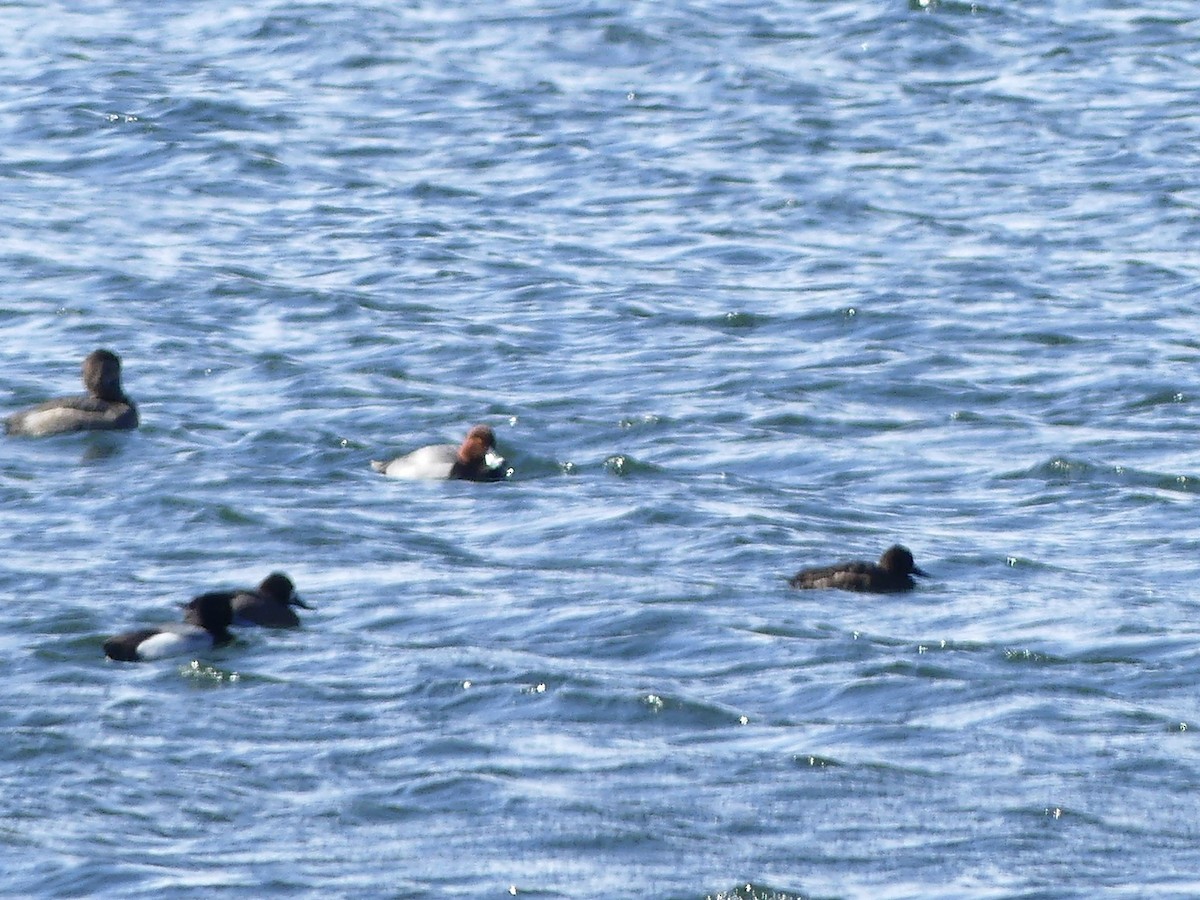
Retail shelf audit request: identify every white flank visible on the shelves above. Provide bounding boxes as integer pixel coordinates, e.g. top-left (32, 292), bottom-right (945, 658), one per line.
top-left (380, 444), bottom-right (455, 479)
top-left (136, 628), bottom-right (210, 661)
top-left (16, 408), bottom-right (86, 437)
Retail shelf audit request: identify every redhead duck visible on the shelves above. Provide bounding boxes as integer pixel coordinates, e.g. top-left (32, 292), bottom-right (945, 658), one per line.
top-left (788, 545), bottom-right (929, 593)
top-left (182, 572), bottom-right (309, 629)
top-left (6, 349), bottom-right (138, 437)
top-left (371, 424), bottom-right (508, 481)
top-left (103, 593), bottom-right (233, 662)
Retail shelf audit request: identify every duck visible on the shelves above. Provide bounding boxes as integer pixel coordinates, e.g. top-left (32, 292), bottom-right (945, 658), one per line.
top-left (370, 424), bottom-right (508, 481)
top-left (103, 593), bottom-right (234, 662)
top-left (182, 572), bottom-right (309, 629)
top-left (788, 544), bottom-right (929, 593)
top-left (5, 349), bottom-right (139, 437)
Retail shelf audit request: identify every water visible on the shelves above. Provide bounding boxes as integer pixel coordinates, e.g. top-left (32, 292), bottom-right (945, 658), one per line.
top-left (3, 1), bottom-right (1200, 896)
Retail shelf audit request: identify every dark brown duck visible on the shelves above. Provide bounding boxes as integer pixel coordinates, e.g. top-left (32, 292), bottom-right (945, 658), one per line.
top-left (789, 545), bottom-right (929, 593)
top-left (183, 572), bottom-right (310, 629)
top-left (5, 349), bottom-right (138, 437)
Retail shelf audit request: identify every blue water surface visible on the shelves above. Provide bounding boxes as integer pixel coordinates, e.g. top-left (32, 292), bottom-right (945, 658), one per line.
top-left (3, 1), bottom-right (1200, 897)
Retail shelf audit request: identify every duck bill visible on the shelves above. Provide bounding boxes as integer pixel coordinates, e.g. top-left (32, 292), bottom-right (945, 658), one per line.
top-left (912, 566), bottom-right (930, 578)
top-left (290, 594), bottom-right (313, 609)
